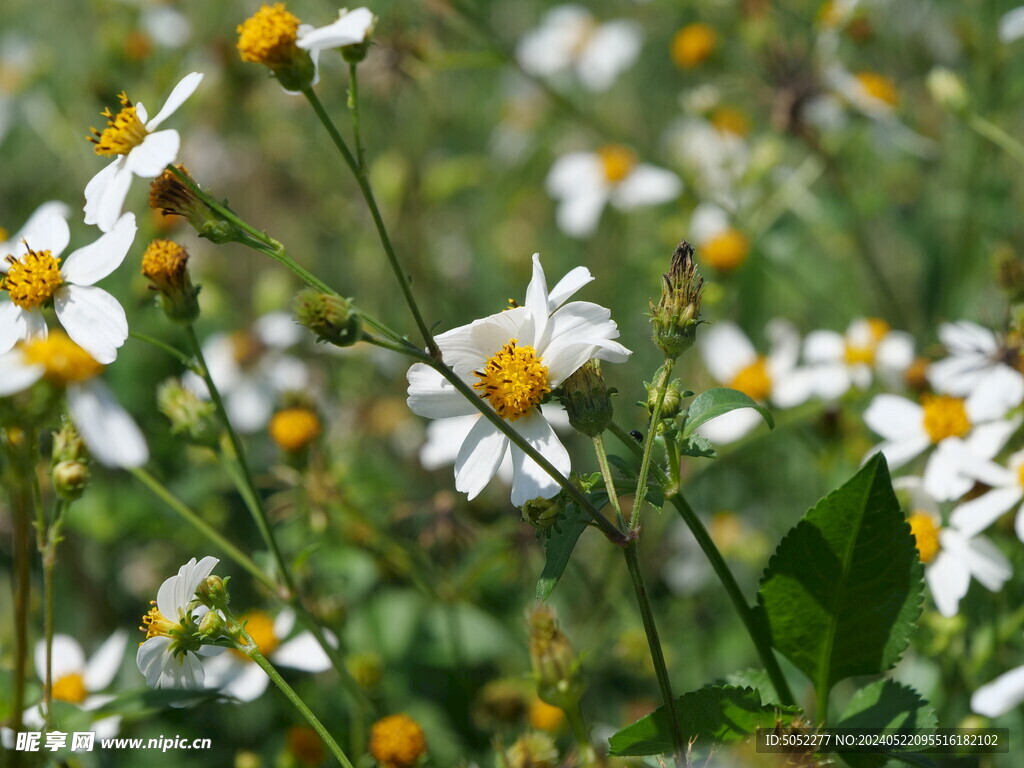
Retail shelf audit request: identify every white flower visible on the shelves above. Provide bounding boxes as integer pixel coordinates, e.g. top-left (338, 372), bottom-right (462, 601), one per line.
top-left (0, 208), bottom-right (136, 363)
top-left (136, 556), bottom-right (221, 690)
top-left (664, 117), bottom-right (749, 203)
top-left (204, 609), bottom-right (332, 702)
top-left (949, 449), bottom-right (1024, 541)
top-left (0, 333), bottom-right (148, 468)
top-left (297, 7), bottom-right (377, 52)
top-left (546, 147), bottom-right (681, 238)
top-left (1000, 7), bottom-right (1024, 44)
top-left (406, 254), bottom-right (630, 505)
top-left (142, 5), bottom-right (192, 49)
top-left (516, 5), bottom-right (642, 92)
top-left (897, 477), bottom-right (1011, 618)
top-left (22, 632), bottom-right (127, 740)
top-left (928, 321), bottom-right (1024, 402)
top-left (802, 317), bottom-right (914, 399)
top-left (184, 312), bottom-right (310, 433)
top-left (84, 72), bottom-right (203, 232)
top-left (864, 374), bottom-right (1022, 500)
top-left (698, 320), bottom-right (813, 444)
top-left (973, 657), bottom-right (1024, 717)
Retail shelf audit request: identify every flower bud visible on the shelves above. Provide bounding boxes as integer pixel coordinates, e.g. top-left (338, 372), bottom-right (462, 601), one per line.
top-left (527, 603), bottom-right (585, 711)
top-left (237, 3), bottom-right (317, 92)
top-left (926, 67), bottom-right (967, 113)
top-left (52, 420), bottom-right (87, 464)
top-left (142, 240), bottom-right (201, 324)
top-left (52, 460), bottom-right (89, 501)
top-left (520, 496), bottom-right (564, 530)
top-left (647, 377), bottom-right (683, 419)
top-left (198, 609), bottom-right (226, 639)
top-left (504, 732), bottom-right (559, 768)
top-left (149, 165), bottom-right (244, 244)
top-left (292, 289), bottom-right (362, 347)
top-left (559, 360), bottom-right (613, 437)
top-left (650, 241), bottom-right (704, 360)
top-left (197, 575), bottom-right (229, 610)
top-left (157, 378), bottom-right (221, 447)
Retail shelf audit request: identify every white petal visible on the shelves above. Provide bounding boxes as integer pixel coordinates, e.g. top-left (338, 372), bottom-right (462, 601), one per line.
top-left (870, 435), bottom-right (931, 471)
top-left (546, 152), bottom-right (604, 198)
top-left (966, 366), bottom-right (1024, 421)
top-left (146, 72), bottom-right (203, 130)
top-left (525, 254), bottom-right (550, 342)
top-left (54, 285), bottom-right (127, 364)
top-left (556, 188), bottom-right (609, 238)
top-left (182, 556), bottom-right (220, 604)
top-left (938, 321), bottom-right (998, 355)
top-left (125, 129), bottom-right (180, 177)
top-left (136, 637), bottom-right (172, 688)
top-left (221, 663), bottom-right (270, 702)
top-left (0, 302), bottom-right (28, 355)
top-left (84, 630), bottom-right (128, 692)
top-left (809, 364), bottom-right (852, 400)
top-left (999, 7), bottom-right (1024, 43)
top-left (0, 349), bottom-right (43, 396)
top-left (454, 417), bottom-right (508, 499)
top-left (225, 378), bottom-right (274, 433)
top-left (611, 165), bottom-right (682, 209)
top-left (297, 7), bottom-right (376, 50)
top-left (876, 332), bottom-right (914, 371)
top-left (923, 442), bottom-right (977, 502)
top-left (255, 311), bottom-right (303, 348)
top-left (509, 413), bottom-right (571, 506)
top-left (68, 381), bottom-right (149, 468)
top-left (926, 550), bottom-right (969, 617)
top-left (10, 205), bottom-right (71, 257)
top-left (84, 160), bottom-right (133, 232)
top-left (951, 489), bottom-right (1023, 537)
top-left (972, 666), bottom-right (1024, 717)
top-left (964, 417), bottom-right (1021, 461)
top-left (863, 394), bottom-right (924, 442)
top-left (689, 202), bottom-right (729, 244)
top-left (274, 609), bottom-right (296, 639)
top-left (766, 319), bottom-right (801, 374)
top-left (274, 632), bottom-right (333, 673)
top-left (420, 415), bottom-right (478, 470)
top-left (516, 7), bottom-right (591, 76)
top-left (60, 213), bottom-right (137, 286)
top-left (263, 354), bottom-right (309, 393)
top-left (407, 363), bottom-right (478, 419)
top-left (575, 20), bottom-right (642, 91)
top-left (92, 715), bottom-right (122, 741)
top-left (963, 535), bottom-right (1012, 592)
top-left (36, 635), bottom-right (85, 684)
top-left (547, 266), bottom-right (594, 310)
top-left (928, 355), bottom-right (987, 395)
top-left (803, 330), bottom-right (844, 363)
top-left (771, 368), bottom-right (816, 408)
top-left (701, 323), bottom-right (755, 383)
top-left (697, 409), bottom-right (762, 444)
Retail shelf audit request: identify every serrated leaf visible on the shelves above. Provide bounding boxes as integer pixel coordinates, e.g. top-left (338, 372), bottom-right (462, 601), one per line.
top-left (836, 680), bottom-right (937, 768)
top-left (682, 388), bottom-right (774, 438)
top-left (678, 432), bottom-right (717, 459)
top-left (608, 685), bottom-right (802, 756)
top-left (757, 455), bottom-right (923, 699)
top-left (536, 502), bottom-right (590, 600)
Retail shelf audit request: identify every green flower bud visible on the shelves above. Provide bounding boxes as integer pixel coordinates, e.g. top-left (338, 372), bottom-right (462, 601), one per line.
top-left (52, 460), bottom-right (89, 501)
top-left (157, 378), bottom-right (221, 448)
top-left (527, 603), bottom-right (585, 711)
top-left (926, 67), bottom-right (967, 113)
top-left (503, 732), bottom-right (559, 768)
top-left (648, 378), bottom-right (683, 420)
top-left (149, 165), bottom-right (246, 245)
top-left (521, 496), bottom-right (564, 530)
top-left (346, 652), bottom-right (383, 690)
top-left (650, 241), bottom-right (704, 360)
top-left (198, 610), bottom-right (226, 639)
top-left (559, 360), bottom-right (613, 437)
top-left (292, 289), bottom-right (362, 347)
top-left (51, 420), bottom-right (87, 465)
top-left (197, 575), bottom-right (229, 610)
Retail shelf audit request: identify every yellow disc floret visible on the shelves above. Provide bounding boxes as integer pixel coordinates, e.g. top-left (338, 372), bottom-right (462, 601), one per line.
top-left (142, 239), bottom-right (189, 289)
top-left (22, 332), bottom-right (104, 386)
top-left (729, 356), bottom-right (772, 402)
top-left (269, 408), bottom-right (322, 452)
top-left (140, 601), bottom-right (179, 641)
top-left (701, 229), bottom-right (749, 272)
top-left (855, 72), bottom-right (898, 107)
top-left (473, 339), bottom-right (551, 421)
top-left (370, 714), bottom-right (427, 768)
top-left (596, 145), bottom-right (636, 184)
top-left (52, 673), bottom-right (89, 705)
top-left (921, 394), bottom-right (971, 443)
top-left (237, 3), bottom-right (301, 65)
top-left (233, 610), bottom-right (280, 661)
top-left (671, 23), bottom-right (717, 69)
top-left (89, 92), bottom-right (149, 157)
top-left (4, 248), bottom-right (63, 310)
top-left (710, 106), bottom-right (750, 137)
top-left (907, 512), bottom-right (940, 564)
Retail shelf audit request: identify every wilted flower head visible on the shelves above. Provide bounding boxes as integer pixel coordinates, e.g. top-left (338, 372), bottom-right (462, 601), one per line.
top-left (650, 241), bottom-right (704, 360)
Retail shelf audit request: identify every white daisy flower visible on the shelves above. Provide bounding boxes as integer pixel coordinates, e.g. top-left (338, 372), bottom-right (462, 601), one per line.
top-left (864, 371), bottom-right (1022, 500)
top-left (297, 7), bottom-right (377, 52)
top-left (928, 320), bottom-right (1024, 402)
top-left (972, 655), bottom-right (1024, 718)
top-left (136, 556), bottom-right (221, 691)
top-left (85, 72), bottom-right (203, 232)
top-left (22, 632), bottom-right (128, 740)
top-left (803, 317), bottom-right (914, 399)
top-left (203, 609), bottom-right (332, 702)
top-left (406, 254), bottom-right (631, 505)
top-left (546, 147), bottom-right (681, 238)
top-left (184, 312), bottom-right (310, 433)
top-left (949, 449), bottom-right (1024, 541)
top-left (0, 332), bottom-right (148, 468)
top-left (897, 477), bottom-right (1011, 618)
top-left (0, 208), bottom-right (136, 363)
top-left (664, 117), bottom-right (749, 203)
top-left (516, 5), bottom-right (643, 92)
top-left (698, 320), bottom-right (813, 444)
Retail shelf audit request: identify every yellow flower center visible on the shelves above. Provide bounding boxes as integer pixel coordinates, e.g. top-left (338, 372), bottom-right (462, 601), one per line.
top-left (817, 1), bottom-right (842, 27)
top-left (710, 106), bottom-right (750, 137)
top-left (369, 714), bottom-right (427, 768)
top-left (596, 145), bottom-right (636, 184)
top-left (701, 229), bottom-right (749, 272)
top-left (843, 317), bottom-right (890, 366)
top-left (88, 92), bottom-right (149, 157)
top-left (907, 512), bottom-right (940, 565)
top-left (141, 239), bottom-right (188, 290)
top-left (140, 601), bottom-right (180, 641)
top-left (528, 697), bottom-right (565, 732)
top-left (52, 673), bottom-right (89, 705)
top-left (4, 248), bottom-right (63, 310)
top-left (855, 72), bottom-right (898, 107)
top-left (0, 226), bottom-right (8, 242)
top-left (233, 611), bottom-right (280, 662)
top-left (237, 3), bottom-right (301, 66)
top-left (269, 407), bottom-right (322, 452)
top-left (473, 339), bottom-right (551, 421)
top-left (671, 23), bottom-right (717, 69)
top-left (22, 332), bottom-right (104, 386)
top-left (921, 394), bottom-right (971, 443)
top-left (1017, 462), bottom-right (1024, 489)
top-left (728, 356), bottom-right (772, 402)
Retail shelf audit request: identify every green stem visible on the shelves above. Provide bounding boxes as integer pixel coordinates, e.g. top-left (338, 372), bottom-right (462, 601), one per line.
top-left (9, 472), bottom-right (31, 737)
top-left (566, 704), bottom-right (597, 767)
top-left (42, 499), bottom-right (70, 724)
top-left (301, 87), bottom-right (440, 359)
top-left (592, 435), bottom-right (626, 530)
top-left (631, 359), bottom-right (674, 534)
top-left (348, 62), bottom-right (367, 172)
top-left (623, 542), bottom-right (685, 767)
top-left (129, 331), bottom-right (197, 371)
top-left (967, 113), bottom-right (1024, 168)
top-left (608, 422), bottom-right (795, 706)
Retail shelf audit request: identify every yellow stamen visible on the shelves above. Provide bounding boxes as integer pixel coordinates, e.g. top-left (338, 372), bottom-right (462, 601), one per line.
top-left (729, 357), bottom-right (772, 402)
top-left (907, 512), bottom-right (940, 565)
top-left (596, 145), bottom-right (636, 184)
top-left (1017, 462), bottom-right (1024, 489)
top-left (140, 601), bottom-right (179, 641)
top-left (269, 407), bottom-right (322, 452)
top-left (921, 394), bottom-right (971, 443)
top-left (237, 3), bottom-right (301, 66)
top-left (473, 339), bottom-right (551, 421)
top-left (528, 697), bottom-right (565, 732)
top-left (701, 229), bottom-right (749, 272)
top-left (22, 332), bottom-right (104, 385)
top-left (710, 106), bottom-right (749, 137)
top-left (3, 248), bottom-right (63, 310)
top-left (369, 714), bottom-right (427, 768)
top-left (233, 610), bottom-right (280, 662)
top-left (52, 673), bottom-right (89, 705)
top-left (844, 320), bottom-right (888, 366)
top-left (855, 72), bottom-right (899, 107)
top-left (88, 92), bottom-right (149, 157)
top-left (671, 23), bottom-right (717, 69)
top-left (142, 239), bottom-right (189, 290)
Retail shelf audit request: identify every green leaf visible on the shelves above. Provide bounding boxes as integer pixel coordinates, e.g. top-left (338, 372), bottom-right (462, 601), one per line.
top-left (756, 454), bottom-right (923, 699)
top-left (682, 387), bottom-right (774, 438)
top-left (536, 501), bottom-right (590, 600)
top-left (836, 680), bottom-right (937, 768)
top-left (608, 685), bottom-right (801, 756)
top-left (678, 432), bottom-right (717, 459)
